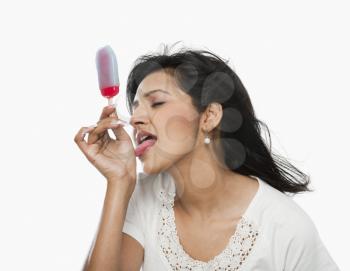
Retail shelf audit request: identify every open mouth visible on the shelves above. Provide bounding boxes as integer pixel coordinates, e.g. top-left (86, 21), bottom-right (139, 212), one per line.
top-left (135, 133), bottom-right (157, 157)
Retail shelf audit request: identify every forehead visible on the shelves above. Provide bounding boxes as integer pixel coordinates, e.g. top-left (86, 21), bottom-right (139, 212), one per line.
top-left (135, 69), bottom-right (186, 98)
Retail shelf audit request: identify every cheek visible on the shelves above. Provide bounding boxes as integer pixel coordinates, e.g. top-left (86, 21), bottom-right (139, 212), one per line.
top-left (166, 115), bottom-right (193, 142)
top-left (155, 107), bottom-right (199, 153)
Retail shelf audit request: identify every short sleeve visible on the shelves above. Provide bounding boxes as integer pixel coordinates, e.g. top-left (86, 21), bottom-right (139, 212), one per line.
top-left (283, 216), bottom-right (340, 271)
top-left (122, 180), bottom-right (145, 248)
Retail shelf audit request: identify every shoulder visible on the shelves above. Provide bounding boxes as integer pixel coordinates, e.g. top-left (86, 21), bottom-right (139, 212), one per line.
top-left (131, 171), bottom-right (174, 207)
top-left (257, 182), bottom-right (340, 270)
top-left (258, 179), bottom-right (319, 239)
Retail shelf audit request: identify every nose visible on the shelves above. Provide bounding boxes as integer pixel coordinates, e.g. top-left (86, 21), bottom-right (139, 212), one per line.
top-left (130, 113), bottom-right (148, 127)
top-left (130, 107), bottom-right (150, 130)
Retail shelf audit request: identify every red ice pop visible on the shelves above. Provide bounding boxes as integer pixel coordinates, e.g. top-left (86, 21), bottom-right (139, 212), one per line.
top-left (96, 45), bottom-right (120, 105)
top-left (95, 45), bottom-right (130, 126)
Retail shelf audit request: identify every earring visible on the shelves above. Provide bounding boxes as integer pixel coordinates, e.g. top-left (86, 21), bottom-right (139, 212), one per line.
top-left (204, 131), bottom-right (211, 144)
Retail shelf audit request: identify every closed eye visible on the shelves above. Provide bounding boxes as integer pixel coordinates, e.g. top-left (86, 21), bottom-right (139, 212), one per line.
top-left (151, 102), bottom-right (165, 108)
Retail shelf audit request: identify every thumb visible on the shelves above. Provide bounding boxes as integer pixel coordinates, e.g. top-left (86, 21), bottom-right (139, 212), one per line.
top-left (108, 112), bottom-right (131, 142)
top-left (111, 122), bottom-right (130, 141)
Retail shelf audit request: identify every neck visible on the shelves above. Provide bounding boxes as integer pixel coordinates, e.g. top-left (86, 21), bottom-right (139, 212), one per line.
top-left (166, 143), bottom-right (242, 220)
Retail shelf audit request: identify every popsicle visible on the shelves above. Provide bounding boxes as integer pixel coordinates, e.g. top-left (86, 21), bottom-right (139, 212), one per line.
top-left (96, 45), bottom-right (129, 125)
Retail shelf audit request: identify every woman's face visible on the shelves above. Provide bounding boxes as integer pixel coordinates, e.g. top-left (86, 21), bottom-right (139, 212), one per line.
top-left (130, 69), bottom-right (201, 174)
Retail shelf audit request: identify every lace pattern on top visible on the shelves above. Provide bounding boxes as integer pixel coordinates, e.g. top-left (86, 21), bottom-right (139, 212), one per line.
top-left (157, 189), bottom-right (260, 271)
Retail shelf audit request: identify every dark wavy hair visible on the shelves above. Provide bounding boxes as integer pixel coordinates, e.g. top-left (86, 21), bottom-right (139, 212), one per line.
top-left (125, 43), bottom-right (312, 195)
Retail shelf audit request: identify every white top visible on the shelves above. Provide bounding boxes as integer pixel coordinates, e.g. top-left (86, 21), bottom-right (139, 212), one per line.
top-left (122, 171), bottom-right (340, 271)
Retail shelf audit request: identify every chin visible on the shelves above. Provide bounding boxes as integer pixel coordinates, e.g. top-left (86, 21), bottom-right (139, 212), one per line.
top-left (139, 152), bottom-right (160, 174)
top-left (141, 155), bottom-right (176, 176)
top-left (141, 162), bottom-right (163, 175)
top-left (140, 142), bottom-right (191, 175)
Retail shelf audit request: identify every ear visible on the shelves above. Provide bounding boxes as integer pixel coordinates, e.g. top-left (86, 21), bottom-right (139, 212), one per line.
top-left (200, 102), bottom-right (223, 132)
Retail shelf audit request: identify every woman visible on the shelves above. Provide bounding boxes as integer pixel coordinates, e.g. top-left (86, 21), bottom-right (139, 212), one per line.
top-left (75, 45), bottom-right (340, 270)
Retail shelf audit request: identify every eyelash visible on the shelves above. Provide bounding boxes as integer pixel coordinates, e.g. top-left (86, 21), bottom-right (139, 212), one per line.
top-left (151, 102), bottom-right (165, 108)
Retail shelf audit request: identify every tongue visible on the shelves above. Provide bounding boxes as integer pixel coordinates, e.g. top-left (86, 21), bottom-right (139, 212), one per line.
top-left (135, 139), bottom-right (156, 157)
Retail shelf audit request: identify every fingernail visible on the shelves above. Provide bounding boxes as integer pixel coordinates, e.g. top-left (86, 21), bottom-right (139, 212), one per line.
top-left (88, 124), bottom-right (98, 128)
top-left (109, 104), bottom-right (116, 108)
top-left (111, 119), bottom-right (124, 126)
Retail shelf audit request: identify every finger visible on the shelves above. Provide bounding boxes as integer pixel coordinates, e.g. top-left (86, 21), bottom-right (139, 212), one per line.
top-left (74, 125), bottom-right (97, 154)
top-left (87, 118), bottom-right (118, 145)
top-left (99, 105), bottom-right (118, 121)
top-left (91, 117), bottom-right (130, 144)
top-left (87, 124), bottom-right (102, 145)
top-left (92, 117), bottom-right (126, 140)
top-left (109, 111), bottom-right (117, 118)
top-left (109, 120), bottom-right (130, 141)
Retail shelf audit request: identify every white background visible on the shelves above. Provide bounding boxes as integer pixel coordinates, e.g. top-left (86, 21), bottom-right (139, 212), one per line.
top-left (0, 0), bottom-right (348, 270)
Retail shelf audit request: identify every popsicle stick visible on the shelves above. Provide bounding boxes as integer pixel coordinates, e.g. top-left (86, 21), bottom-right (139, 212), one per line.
top-left (107, 97), bottom-right (116, 118)
top-left (106, 97), bottom-right (131, 127)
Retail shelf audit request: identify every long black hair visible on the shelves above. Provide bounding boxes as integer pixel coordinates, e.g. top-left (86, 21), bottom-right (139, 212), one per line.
top-left (125, 44), bottom-right (312, 195)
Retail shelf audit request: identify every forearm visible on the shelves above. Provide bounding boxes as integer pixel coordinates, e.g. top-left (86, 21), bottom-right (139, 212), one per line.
top-left (83, 181), bottom-right (134, 271)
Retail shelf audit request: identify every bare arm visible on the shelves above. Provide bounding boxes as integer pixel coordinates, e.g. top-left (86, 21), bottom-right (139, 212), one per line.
top-left (82, 181), bottom-right (143, 271)
top-left (75, 105), bottom-right (142, 270)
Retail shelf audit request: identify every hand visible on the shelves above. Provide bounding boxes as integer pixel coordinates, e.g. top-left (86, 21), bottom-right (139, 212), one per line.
top-left (74, 105), bottom-right (136, 186)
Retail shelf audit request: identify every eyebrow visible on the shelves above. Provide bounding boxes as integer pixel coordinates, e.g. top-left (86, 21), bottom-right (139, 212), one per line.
top-left (132, 89), bottom-right (170, 108)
